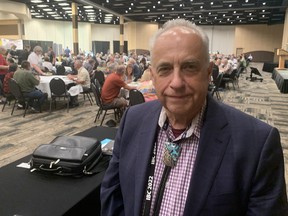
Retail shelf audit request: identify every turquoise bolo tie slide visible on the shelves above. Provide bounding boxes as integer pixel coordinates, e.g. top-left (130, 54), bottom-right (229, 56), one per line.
top-left (163, 142), bottom-right (182, 167)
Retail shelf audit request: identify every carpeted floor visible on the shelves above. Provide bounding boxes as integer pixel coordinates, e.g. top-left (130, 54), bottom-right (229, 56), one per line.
top-left (1, 62), bottom-right (288, 191)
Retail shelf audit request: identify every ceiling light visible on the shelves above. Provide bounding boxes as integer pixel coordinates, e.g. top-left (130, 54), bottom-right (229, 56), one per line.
top-left (58, 3), bottom-right (69, 6)
top-left (35, 15), bottom-right (44, 18)
top-left (43, 8), bottom-right (52, 11)
top-left (211, 2), bottom-right (213, 5)
top-left (105, 14), bottom-right (113, 17)
top-left (37, 4), bottom-right (49, 8)
top-left (263, 2), bottom-right (266, 5)
top-left (85, 9), bottom-right (94, 12)
top-left (83, 6), bottom-right (93, 8)
top-left (62, 7), bottom-right (71, 10)
top-left (31, 0), bottom-right (43, 3)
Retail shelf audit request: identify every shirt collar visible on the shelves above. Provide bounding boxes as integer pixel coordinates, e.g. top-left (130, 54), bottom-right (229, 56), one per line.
top-left (158, 99), bottom-right (207, 139)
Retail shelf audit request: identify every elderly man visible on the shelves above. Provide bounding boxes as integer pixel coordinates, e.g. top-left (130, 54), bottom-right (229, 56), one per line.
top-left (13, 61), bottom-right (47, 112)
top-left (101, 19), bottom-right (288, 216)
top-left (101, 64), bottom-right (136, 109)
top-left (67, 59), bottom-right (91, 107)
top-left (27, 46), bottom-right (46, 75)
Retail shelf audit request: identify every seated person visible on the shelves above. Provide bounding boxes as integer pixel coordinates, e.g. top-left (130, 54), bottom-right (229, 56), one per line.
top-left (128, 58), bottom-right (142, 81)
top-left (13, 61), bottom-right (47, 112)
top-left (125, 63), bottom-right (134, 83)
top-left (2, 63), bottom-right (18, 102)
top-left (84, 59), bottom-right (96, 77)
top-left (27, 46), bottom-right (46, 76)
top-left (42, 56), bottom-right (55, 73)
top-left (67, 59), bottom-right (91, 107)
top-left (101, 65), bottom-right (136, 109)
top-left (140, 65), bottom-right (152, 82)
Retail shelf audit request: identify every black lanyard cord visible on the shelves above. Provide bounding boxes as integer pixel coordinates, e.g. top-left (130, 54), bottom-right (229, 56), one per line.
top-left (152, 165), bottom-right (171, 216)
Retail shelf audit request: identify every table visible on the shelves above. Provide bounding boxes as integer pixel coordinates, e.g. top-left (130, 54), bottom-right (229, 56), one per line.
top-left (37, 75), bottom-right (74, 98)
top-left (271, 68), bottom-right (288, 93)
top-left (127, 80), bottom-right (158, 101)
top-left (0, 126), bottom-right (118, 216)
top-left (262, 62), bottom-right (278, 73)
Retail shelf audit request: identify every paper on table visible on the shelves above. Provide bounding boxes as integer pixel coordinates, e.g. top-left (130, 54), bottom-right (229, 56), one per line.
top-left (17, 162), bottom-right (31, 169)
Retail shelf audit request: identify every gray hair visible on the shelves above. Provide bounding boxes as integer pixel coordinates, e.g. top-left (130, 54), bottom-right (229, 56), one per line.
top-left (116, 65), bottom-right (126, 75)
top-left (33, 45), bottom-right (43, 53)
top-left (149, 19), bottom-right (210, 66)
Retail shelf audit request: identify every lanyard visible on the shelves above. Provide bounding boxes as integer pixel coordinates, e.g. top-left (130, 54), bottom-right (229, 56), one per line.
top-left (142, 121), bottom-right (190, 216)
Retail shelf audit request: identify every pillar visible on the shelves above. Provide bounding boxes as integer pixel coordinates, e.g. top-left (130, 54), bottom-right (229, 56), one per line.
top-left (120, 16), bottom-right (124, 54)
top-left (72, 2), bottom-right (79, 55)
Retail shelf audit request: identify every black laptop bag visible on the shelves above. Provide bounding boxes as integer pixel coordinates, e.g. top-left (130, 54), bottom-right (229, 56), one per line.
top-left (30, 135), bottom-right (107, 177)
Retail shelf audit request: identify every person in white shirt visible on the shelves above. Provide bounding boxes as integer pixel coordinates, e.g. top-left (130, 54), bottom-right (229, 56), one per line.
top-left (27, 46), bottom-right (45, 75)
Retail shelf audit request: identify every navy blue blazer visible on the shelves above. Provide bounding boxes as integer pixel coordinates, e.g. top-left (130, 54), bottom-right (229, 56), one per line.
top-left (101, 95), bottom-right (288, 216)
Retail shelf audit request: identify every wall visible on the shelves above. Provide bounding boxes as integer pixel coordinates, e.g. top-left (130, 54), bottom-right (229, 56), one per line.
top-left (0, 6), bottom-right (285, 59)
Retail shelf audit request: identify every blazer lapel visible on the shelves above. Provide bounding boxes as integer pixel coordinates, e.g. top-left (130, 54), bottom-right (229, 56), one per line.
top-left (134, 102), bottom-right (162, 214)
top-left (184, 97), bottom-right (231, 215)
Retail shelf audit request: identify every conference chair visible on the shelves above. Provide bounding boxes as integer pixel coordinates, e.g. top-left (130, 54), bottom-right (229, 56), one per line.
top-left (91, 82), bottom-right (120, 126)
top-left (56, 65), bottom-right (66, 75)
top-left (93, 70), bottom-right (105, 87)
top-left (222, 69), bottom-right (238, 90)
top-left (129, 89), bottom-right (145, 106)
top-left (8, 78), bottom-right (31, 117)
top-left (210, 73), bottom-right (224, 100)
top-left (0, 80), bottom-right (15, 112)
top-left (80, 84), bottom-right (94, 106)
top-left (49, 77), bottom-right (70, 113)
top-left (246, 67), bottom-right (263, 82)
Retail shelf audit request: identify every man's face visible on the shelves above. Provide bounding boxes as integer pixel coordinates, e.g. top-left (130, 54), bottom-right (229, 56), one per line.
top-left (151, 27), bottom-right (211, 119)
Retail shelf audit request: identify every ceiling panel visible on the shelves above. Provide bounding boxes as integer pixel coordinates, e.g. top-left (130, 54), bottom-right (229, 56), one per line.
top-left (8, 0), bottom-right (288, 25)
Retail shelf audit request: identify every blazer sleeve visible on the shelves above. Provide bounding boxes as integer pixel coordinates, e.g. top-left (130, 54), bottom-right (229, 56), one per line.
top-left (100, 110), bottom-right (127, 216)
top-left (247, 127), bottom-right (288, 215)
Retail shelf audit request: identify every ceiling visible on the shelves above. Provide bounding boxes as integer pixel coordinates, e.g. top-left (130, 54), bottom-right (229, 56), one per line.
top-left (9, 0), bottom-right (288, 26)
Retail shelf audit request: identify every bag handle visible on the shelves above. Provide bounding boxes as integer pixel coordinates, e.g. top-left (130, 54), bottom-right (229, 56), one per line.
top-left (39, 164), bottom-right (62, 172)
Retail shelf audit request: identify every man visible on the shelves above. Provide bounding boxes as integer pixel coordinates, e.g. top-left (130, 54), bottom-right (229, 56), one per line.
top-left (101, 64), bottom-right (136, 109)
top-left (67, 59), bottom-right (91, 107)
top-left (47, 46), bottom-right (56, 65)
top-left (101, 19), bottom-right (288, 215)
top-left (13, 61), bottom-right (47, 112)
top-left (128, 58), bottom-right (142, 81)
top-left (27, 46), bottom-right (46, 75)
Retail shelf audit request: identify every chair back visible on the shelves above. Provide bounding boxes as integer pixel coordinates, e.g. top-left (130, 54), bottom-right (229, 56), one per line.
top-left (214, 73), bottom-right (224, 89)
top-left (94, 71), bottom-right (105, 87)
top-left (129, 89), bottom-right (145, 106)
top-left (91, 83), bottom-right (102, 108)
top-left (49, 77), bottom-right (67, 96)
top-left (56, 65), bottom-right (66, 75)
top-left (8, 78), bottom-right (24, 100)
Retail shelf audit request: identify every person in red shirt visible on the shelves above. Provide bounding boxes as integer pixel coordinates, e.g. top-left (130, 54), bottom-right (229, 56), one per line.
top-left (101, 65), bottom-right (136, 108)
top-left (0, 46), bottom-right (9, 103)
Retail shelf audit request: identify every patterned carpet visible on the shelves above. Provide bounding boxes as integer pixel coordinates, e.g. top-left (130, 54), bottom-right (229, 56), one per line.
top-left (0, 62), bottom-right (288, 191)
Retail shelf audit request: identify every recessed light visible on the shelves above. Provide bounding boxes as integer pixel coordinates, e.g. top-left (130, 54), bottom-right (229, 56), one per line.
top-left (37, 5), bottom-right (49, 8)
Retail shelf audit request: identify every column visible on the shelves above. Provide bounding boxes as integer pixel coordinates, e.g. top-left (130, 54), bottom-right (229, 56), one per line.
top-left (72, 2), bottom-right (79, 55)
top-left (120, 16), bottom-right (124, 54)
top-left (282, 8), bottom-right (288, 50)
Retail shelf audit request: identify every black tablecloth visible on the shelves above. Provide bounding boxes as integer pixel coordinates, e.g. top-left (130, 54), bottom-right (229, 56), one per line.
top-left (272, 69), bottom-right (288, 93)
top-left (262, 62), bottom-right (278, 73)
top-left (0, 126), bottom-right (117, 216)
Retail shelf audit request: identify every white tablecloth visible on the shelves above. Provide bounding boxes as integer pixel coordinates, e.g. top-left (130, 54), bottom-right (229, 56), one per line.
top-left (37, 75), bottom-right (74, 98)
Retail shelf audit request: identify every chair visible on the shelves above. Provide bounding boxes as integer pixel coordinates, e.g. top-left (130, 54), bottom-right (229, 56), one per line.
top-left (56, 65), bottom-right (66, 75)
top-left (246, 67), bottom-right (263, 82)
top-left (8, 78), bottom-right (31, 117)
top-left (129, 89), bottom-right (145, 106)
top-left (210, 73), bottom-right (224, 100)
top-left (49, 77), bottom-right (70, 113)
top-left (0, 80), bottom-right (14, 112)
top-left (93, 70), bottom-right (105, 87)
top-left (222, 69), bottom-right (238, 90)
top-left (81, 85), bottom-right (94, 106)
top-left (91, 82), bottom-right (120, 126)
